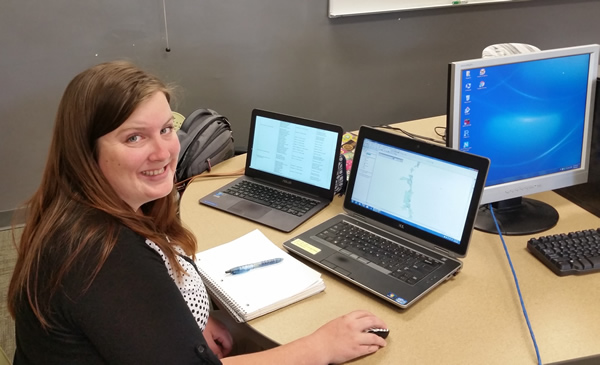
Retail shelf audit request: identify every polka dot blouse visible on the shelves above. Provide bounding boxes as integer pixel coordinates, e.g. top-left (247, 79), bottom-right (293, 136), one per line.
top-left (145, 239), bottom-right (210, 330)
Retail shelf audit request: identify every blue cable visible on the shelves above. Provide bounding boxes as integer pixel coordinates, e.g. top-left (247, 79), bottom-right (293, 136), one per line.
top-left (488, 204), bottom-right (542, 365)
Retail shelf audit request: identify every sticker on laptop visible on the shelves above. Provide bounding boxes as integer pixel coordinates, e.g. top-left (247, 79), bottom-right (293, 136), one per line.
top-left (290, 239), bottom-right (321, 255)
top-left (386, 292), bottom-right (407, 305)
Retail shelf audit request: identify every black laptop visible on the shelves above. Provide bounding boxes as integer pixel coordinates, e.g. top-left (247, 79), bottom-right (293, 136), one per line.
top-left (199, 109), bottom-right (343, 232)
top-left (283, 126), bottom-right (489, 308)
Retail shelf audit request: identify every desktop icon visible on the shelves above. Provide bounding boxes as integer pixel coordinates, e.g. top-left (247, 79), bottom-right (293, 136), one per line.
top-left (479, 81), bottom-right (485, 88)
top-left (466, 70), bottom-right (471, 78)
top-left (465, 83), bottom-right (471, 90)
top-left (463, 119), bottom-right (471, 126)
top-left (463, 141), bottom-right (470, 149)
top-left (465, 95), bottom-right (471, 102)
top-left (479, 68), bottom-right (486, 76)
top-left (464, 107), bottom-right (470, 115)
top-left (464, 130), bottom-right (470, 138)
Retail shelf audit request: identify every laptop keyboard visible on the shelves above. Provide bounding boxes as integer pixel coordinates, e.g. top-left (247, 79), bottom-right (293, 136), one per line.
top-left (224, 180), bottom-right (319, 217)
top-left (316, 221), bottom-right (443, 285)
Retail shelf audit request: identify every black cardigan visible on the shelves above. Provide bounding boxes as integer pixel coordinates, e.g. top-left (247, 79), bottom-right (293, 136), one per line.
top-left (13, 227), bottom-right (221, 365)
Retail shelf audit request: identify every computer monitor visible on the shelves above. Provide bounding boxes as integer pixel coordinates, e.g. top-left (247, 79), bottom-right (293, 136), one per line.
top-left (447, 44), bottom-right (599, 235)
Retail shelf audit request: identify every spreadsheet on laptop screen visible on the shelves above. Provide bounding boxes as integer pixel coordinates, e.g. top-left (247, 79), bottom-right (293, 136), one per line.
top-left (350, 138), bottom-right (479, 243)
top-left (249, 115), bottom-right (339, 189)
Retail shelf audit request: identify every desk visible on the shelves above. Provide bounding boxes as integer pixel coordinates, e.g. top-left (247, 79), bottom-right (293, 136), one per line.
top-left (180, 116), bottom-right (600, 365)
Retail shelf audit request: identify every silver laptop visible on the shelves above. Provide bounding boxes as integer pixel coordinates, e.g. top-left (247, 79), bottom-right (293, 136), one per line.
top-left (199, 109), bottom-right (343, 232)
top-left (283, 126), bottom-right (489, 308)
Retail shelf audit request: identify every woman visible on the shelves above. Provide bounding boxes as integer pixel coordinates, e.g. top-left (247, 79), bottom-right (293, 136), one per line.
top-left (7, 61), bottom-right (387, 364)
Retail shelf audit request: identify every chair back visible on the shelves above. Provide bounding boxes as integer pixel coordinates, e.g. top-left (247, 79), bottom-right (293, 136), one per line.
top-left (0, 346), bottom-right (11, 365)
top-left (173, 111), bottom-right (185, 131)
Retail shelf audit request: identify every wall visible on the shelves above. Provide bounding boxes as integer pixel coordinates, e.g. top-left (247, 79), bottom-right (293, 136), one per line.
top-left (1, 0), bottom-right (600, 214)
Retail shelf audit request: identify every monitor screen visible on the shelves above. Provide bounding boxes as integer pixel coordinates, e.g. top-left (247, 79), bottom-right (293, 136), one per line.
top-left (447, 44), bottom-right (599, 235)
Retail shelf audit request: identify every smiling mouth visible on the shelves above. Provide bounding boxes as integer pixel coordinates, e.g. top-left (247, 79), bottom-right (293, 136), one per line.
top-left (142, 167), bottom-right (166, 176)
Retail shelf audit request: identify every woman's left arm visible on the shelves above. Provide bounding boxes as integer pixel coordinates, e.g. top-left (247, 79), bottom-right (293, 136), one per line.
top-left (203, 315), bottom-right (234, 358)
top-left (67, 229), bottom-right (222, 364)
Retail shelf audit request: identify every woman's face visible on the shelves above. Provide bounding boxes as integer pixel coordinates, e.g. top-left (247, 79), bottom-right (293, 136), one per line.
top-left (96, 91), bottom-right (180, 212)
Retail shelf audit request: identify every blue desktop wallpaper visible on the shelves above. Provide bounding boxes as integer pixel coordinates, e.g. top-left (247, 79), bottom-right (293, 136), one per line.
top-left (459, 54), bottom-right (590, 186)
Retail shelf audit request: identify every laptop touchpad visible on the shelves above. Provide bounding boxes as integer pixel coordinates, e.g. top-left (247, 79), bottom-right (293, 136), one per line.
top-left (323, 253), bottom-right (363, 276)
top-left (229, 201), bottom-right (270, 219)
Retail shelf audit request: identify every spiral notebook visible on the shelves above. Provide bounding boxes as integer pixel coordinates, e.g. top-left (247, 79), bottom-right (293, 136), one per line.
top-left (194, 229), bottom-right (326, 322)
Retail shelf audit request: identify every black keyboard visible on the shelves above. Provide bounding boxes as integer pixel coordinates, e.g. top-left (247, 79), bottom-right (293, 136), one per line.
top-left (224, 180), bottom-right (318, 217)
top-left (316, 221), bottom-right (442, 285)
top-left (527, 229), bottom-right (600, 276)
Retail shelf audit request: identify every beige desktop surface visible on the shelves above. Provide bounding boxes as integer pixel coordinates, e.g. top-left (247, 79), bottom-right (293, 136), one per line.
top-left (180, 116), bottom-right (600, 364)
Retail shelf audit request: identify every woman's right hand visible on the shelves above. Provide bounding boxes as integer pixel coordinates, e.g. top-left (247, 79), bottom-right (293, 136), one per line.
top-left (308, 310), bottom-right (388, 364)
top-left (221, 310), bottom-right (387, 365)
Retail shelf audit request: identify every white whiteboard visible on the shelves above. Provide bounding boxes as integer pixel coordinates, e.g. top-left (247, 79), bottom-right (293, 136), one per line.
top-left (329, 0), bottom-right (525, 18)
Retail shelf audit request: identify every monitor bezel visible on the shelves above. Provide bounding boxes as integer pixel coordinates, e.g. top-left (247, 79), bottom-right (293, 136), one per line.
top-left (446, 44), bottom-right (599, 205)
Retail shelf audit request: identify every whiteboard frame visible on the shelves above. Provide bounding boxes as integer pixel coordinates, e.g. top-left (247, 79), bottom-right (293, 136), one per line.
top-left (328, 0), bottom-right (528, 18)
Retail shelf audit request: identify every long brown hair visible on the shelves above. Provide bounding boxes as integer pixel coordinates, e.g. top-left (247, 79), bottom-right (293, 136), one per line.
top-left (8, 61), bottom-right (197, 328)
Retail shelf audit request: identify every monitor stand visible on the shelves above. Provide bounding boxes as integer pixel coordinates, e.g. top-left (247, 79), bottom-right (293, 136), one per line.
top-left (474, 197), bottom-right (559, 236)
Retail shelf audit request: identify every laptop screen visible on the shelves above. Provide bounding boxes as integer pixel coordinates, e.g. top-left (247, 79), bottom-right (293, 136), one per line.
top-left (349, 137), bottom-right (481, 244)
top-left (249, 115), bottom-right (340, 190)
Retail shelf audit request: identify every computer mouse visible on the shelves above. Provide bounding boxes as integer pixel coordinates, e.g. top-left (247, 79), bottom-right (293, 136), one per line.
top-left (367, 328), bottom-right (390, 339)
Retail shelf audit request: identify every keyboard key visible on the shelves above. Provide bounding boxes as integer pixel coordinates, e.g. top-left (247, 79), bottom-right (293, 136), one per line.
top-left (588, 256), bottom-right (600, 268)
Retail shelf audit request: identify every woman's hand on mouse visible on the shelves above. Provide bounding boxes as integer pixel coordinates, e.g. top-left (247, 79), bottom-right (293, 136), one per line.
top-left (308, 310), bottom-right (388, 364)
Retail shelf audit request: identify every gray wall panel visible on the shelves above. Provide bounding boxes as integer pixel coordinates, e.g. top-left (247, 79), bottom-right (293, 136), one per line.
top-left (1, 0), bottom-right (599, 212)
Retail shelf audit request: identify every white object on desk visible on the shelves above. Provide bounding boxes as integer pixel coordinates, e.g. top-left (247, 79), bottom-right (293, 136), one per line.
top-left (194, 229), bottom-right (325, 322)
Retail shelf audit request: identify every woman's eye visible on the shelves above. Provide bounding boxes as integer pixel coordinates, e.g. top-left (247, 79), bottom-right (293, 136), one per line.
top-left (127, 135), bottom-right (141, 143)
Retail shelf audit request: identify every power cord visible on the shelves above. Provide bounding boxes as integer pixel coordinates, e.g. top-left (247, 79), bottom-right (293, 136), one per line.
top-left (376, 124), bottom-right (446, 145)
top-left (434, 126), bottom-right (446, 142)
top-left (175, 167), bottom-right (245, 193)
top-left (489, 204), bottom-right (542, 365)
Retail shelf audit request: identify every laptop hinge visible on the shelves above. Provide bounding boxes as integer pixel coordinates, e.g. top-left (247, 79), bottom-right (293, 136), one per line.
top-left (251, 176), bottom-right (328, 200)
top-left (430, 246), bottom-right (456, 259)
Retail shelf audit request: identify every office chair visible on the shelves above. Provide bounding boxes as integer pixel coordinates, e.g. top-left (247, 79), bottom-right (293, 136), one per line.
top-left (482, 43), bottom-right (540, 57)
top-left (173, 111), bottom-right (185, 131)
top-left (0, 345), bottom-right (11, 365)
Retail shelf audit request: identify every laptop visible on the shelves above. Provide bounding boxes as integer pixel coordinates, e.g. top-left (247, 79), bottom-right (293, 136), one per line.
top-left (199, 109), bottom-right (343, 232)
top-left (283, 126), bottom-right (489, 308)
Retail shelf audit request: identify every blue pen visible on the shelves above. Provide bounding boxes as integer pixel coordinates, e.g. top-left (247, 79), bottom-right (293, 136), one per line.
top-left (225, 258), bottom-right (283, 275)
